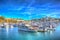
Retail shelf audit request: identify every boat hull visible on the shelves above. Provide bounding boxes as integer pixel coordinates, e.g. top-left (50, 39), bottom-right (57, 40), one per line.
top-left (18, 28), bottom-right (36, 32)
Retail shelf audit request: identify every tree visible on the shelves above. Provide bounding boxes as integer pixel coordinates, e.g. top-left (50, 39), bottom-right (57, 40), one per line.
top-left (0, 16), bottom-right (5, 20)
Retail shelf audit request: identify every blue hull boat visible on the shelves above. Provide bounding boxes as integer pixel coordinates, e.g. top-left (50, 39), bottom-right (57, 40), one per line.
top-left (18, 28), bottom-right (36, 32)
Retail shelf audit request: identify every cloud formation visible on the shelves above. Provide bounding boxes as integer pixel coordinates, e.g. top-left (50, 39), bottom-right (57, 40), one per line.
top-left (0, 0), bottom-right (60, 20)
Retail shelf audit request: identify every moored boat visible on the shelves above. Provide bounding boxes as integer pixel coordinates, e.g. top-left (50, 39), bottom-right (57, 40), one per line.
top-left (0, 24), bottom-right (5, 28)
top-left (18, 23), bottom-right (36, 32)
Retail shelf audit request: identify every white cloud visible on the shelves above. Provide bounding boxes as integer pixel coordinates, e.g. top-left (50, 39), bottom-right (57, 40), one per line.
top-left (8, 6), bottom-right (25, 10)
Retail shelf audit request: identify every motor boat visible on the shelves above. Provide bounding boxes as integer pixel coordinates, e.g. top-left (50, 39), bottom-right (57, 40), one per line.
top-left (18, 23), bottom-right (36, 32)
top-left (0, 24), bottom-right (5, 28)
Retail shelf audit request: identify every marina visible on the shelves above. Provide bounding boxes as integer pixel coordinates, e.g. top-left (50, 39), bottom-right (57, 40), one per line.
top-left (0, 16), bottom-right (59, 40)
top-left (0, 0), bottom-right (60, 40)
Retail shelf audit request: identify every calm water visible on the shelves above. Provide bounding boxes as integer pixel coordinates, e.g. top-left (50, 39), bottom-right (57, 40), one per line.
top-left (0, 26), bottom-right (60, 40)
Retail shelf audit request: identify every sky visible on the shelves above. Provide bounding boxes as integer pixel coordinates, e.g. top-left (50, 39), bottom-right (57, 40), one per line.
top-left (0, 0), bottom-right (60, 20)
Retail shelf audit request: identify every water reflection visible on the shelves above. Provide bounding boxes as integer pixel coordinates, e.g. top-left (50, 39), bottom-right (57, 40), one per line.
top-left (18, 30), bottom-right (56, 40)
top-left (0, 27), bottom-right (60, 40)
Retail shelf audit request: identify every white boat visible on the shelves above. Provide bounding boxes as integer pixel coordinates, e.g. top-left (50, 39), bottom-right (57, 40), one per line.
top-left (0, 24), bottom-right (5, 28)
top-left (18, 23), bottom-right (36, 32)
top-left (18, 27), bottom-right (36, 32)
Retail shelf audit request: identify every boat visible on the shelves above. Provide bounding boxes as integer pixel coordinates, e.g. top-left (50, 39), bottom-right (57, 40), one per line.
top-left (18, 23), bottom-right (36, 32)
top-left (47, 24), bottom-right (55, 31)
top-left (18, 26), bottom-right (37, 32)
top-left (0, 24), bottom-right (5, 28)
top-left (37, 27), bottom-right (47, 32)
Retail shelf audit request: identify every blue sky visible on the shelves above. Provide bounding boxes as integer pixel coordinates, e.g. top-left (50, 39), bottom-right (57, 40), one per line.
top-left (0, 0), bottom-right (60, 20)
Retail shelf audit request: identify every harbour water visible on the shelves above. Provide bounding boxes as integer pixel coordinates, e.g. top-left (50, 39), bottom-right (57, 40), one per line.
top-left (0, 26), bottom-right (60, 40)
